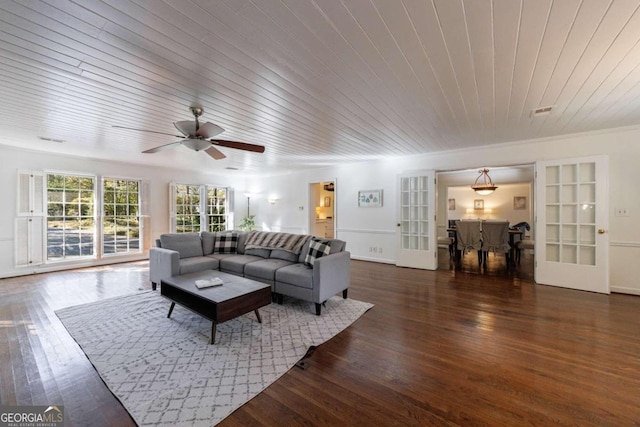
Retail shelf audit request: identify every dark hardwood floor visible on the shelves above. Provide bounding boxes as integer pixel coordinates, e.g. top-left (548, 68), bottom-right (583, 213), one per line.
top-left (1, 251), bottom-right (639, 426)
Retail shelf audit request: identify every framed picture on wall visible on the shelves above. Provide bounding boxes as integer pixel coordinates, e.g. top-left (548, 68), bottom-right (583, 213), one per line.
top-left (358, 189), bottom-right (382, 207)
top-left (448, 198), bottom-right (455, 210)
top-left (514, 196), bottom-right (526, 210)
top-left (474, 199), bottom-right (484, 210)
top-left (324, 196), bottom-right (331, 207)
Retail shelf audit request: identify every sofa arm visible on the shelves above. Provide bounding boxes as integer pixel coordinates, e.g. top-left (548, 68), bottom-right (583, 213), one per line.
top-left (149, 247), bottom-right (180, 287)
top-left (312, 251), bottom-right (351, 302)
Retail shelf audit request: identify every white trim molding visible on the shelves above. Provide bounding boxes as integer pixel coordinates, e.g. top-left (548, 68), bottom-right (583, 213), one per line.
top-left (610, 241), bottom-right (640, 247)
top-left (337, 228), bottom-right (396, 235)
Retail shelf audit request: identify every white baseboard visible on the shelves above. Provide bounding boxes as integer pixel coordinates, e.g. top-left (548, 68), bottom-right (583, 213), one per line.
top-left (610, 286), bottom-right (640, 296)
top-left (350, 255), bottom-right (395, 264)
top-left (0, 254), bottom-right (149, 279)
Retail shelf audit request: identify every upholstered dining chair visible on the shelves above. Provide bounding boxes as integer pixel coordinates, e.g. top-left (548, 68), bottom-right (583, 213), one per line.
top-left (480, 221), bottom-right (510, 270)
top-left (455, 220), bottom-right (483, 267)
top-left (437, 220), bottom-right (457, 258)
top-left (516, 237), bottom-right (535, 264)
top-left (511, 222), bottom-right (531, 264)
top-left (437, 235), bottom-right (455, 258)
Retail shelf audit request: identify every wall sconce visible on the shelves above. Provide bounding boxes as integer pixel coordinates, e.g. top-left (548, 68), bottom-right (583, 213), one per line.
top-left (471, 168), bottom-right (498, 195)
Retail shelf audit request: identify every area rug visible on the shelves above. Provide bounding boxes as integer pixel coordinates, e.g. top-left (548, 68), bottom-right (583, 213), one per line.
top-left (56, 291), bottom-right (373, 426)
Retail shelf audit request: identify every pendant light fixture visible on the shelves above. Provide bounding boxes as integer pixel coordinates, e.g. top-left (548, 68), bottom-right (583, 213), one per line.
top-left (471, 168), bottom-right (498, 195)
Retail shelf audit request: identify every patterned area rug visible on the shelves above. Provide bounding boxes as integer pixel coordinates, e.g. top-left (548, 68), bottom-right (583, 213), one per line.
top-left (56, 291), bottom-right (373, 426)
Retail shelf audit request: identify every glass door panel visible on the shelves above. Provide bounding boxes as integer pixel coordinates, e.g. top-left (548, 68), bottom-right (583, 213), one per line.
top-left (536, 156), bottom-right (609, 293)
top-left (397, 170), bottom-right (436, 269)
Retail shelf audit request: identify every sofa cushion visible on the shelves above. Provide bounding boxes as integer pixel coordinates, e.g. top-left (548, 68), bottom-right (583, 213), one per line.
top-left (245, 248), bottom-right (271, 258)
top-left (201, 231), bottom-right (216, 255)
top-left (270, 249), bottom-right (299, 262)
top-left (205, 253), bottom-right (239, 262)
top-left (178, 257), bottom-right (218, 275)
top-left (304, 238), bottom-right (332, 267)
top-left (236, 231), bottom-right (249, 254)
top-left (298, 239), bottom-right (312, 263)
top-left (245, 258), bottom-right (295, 282)
top-left (275, 263), bottom-right (313, 289)
top-left (327, 239), bottom-right (346, 253)
top-left (214, 231), bottom-right (239, 254)
top-left (219, 255), bottom-right (264, 275)
top-left (160, 233), bottom-right (203, 259)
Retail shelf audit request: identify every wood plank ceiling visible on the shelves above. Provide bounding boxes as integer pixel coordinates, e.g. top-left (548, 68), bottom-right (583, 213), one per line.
top-left (1, 0), bottom-right (640, 173)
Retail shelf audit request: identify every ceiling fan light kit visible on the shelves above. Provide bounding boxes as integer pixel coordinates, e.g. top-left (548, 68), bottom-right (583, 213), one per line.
top-left (115, 106), bottom-right (265, 160)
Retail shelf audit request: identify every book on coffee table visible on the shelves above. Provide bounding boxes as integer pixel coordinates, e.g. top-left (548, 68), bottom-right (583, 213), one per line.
top-left (195, 278), bottom-right (223, 289)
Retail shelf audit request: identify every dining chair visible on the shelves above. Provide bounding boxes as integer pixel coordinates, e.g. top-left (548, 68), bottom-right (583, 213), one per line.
top-left (480, 221), bottom-right (510, 270)
top-left (516, 237), bottom-right (535, 264)
top-left (511, 222), bottom-right (531, 264)
top-left (436, 220), bottom-right (457, 259)
top-left (437, 235), bottom-right (455, 258)
top-left (455, 220), bottom-right (483, 267)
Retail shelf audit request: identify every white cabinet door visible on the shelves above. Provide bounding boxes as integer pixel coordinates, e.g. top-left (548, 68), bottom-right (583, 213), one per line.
top-left (396, 170), bottom-right (437, 270)
top-left (535, 156), bottom-right (609, 293)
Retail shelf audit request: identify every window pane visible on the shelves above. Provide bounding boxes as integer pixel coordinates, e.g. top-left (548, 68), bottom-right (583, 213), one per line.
top-left (102, 178), bottom-right (142, 256)
top-left (46, 173), bottom-right (96, 261)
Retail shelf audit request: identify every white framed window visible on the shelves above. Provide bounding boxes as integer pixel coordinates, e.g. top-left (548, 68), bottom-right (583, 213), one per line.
top-left (102, 178), bottom-right (142, 255)
top-left (170, 183), bottom-right (230, 232)
top-left (46, 173), bottom-right (96, 261)
top-left (206, 186), bottom-right (228, 232)
top-left (16, 170), bottom-right (149, 268)
top-left (174, 184), bottom-right (202, 233)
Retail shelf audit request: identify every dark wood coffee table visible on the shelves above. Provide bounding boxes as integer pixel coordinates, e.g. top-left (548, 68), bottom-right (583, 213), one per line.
top-left (160, 271), bottom-right (271, 344)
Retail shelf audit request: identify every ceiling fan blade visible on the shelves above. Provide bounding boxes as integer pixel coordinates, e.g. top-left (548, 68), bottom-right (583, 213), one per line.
top-left (210, 139), bottom-right (265, 153)
top-left (142, 140), bottom-right (183, 153)
top-left (112, 125), bottom-right (183, 138)
top-left (197, 122), bottom-right (225, 139)
top-left (205, 146), bottom-right (226, 160)
top-left (174, 120), bottom-right (196, 136)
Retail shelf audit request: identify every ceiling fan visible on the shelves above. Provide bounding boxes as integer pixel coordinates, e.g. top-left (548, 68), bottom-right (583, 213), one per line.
top-left (113, 106), bottom-right (265, 160)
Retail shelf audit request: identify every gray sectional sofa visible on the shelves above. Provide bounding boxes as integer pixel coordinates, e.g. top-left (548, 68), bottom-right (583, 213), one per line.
top-left (149, 230), bottom-right (350, 315)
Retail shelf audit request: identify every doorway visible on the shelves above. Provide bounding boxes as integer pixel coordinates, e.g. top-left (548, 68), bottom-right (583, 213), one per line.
top-left (308, 180), bottom-right (336, 238)
top-left (436, 165), bottom-right (535, 279)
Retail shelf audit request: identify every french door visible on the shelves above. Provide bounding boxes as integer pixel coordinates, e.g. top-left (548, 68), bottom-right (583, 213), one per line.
top-left (396, 170), bottom-right (437, 270)
top-left (535, 156), bottom-right (609, 293)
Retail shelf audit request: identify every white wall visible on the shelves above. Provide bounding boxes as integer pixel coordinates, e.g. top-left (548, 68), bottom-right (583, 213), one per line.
top-left (0, 146), bottom-right (248, 278)
top-left (252, 125), bottom-right (640, 294)
top-left (3, 125), bottom-right (640, 294)
top-left (446, 183), bottom-right (533, 231)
